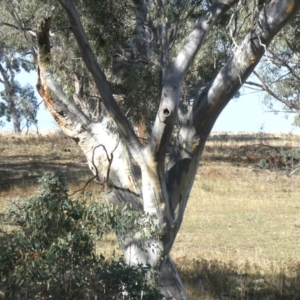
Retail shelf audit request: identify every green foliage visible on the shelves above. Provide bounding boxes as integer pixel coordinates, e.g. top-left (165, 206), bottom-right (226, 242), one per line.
top-left (0, 11), bottom-right (38, 131)
top-left (254, 11), bottom-right (300, 123)
top-left (0, 0), bottom-right (245, 131)
top-left (293, 114), bottom-right (300, 127)
top-left (0, 102), bottom-right (10, 124)
top-left (112, 64), bottom-right (159, 131)
top-left (1, 0), bottom-right (297, 132)
top-left (279, 147), bottom-right (300, 171)
top-left (0, 81), bottom-right (38, 130)
top-left (0, 172), bottom-right (162, 300)
top-left (258, 158), bottom-right (269, 169)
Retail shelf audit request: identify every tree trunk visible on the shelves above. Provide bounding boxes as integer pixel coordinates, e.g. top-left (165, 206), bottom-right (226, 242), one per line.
top-left (159, 256), bottom-right (189, 300)
top-left (8, 100), bottom-right (21, 133)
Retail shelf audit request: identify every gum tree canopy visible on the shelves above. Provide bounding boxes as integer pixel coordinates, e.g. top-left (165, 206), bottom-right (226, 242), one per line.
top-left (2, 0), bottom-right (300, 299)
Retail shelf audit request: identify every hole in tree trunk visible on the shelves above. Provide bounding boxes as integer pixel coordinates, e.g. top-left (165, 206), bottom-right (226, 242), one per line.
top-left (163, 108), bottom-right (170, 116)
top-left (159, 106), bottom-right (172, 122)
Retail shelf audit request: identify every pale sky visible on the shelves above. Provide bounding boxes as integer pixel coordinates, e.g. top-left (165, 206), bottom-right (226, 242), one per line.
top-left (1, 71), bottom-right (300, 134)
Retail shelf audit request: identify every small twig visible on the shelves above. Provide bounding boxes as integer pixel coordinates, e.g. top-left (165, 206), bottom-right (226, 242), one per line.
top-left (91, 144), bottom-right (101, 181)
top-left (287, 166), bottom-right (300, 177)
top-left (109, 184), bottom-right (141, 198)
top-left (68, 175), bottom-right (97, 196)
top-left (226, 0), bottom-right (245, 48)
top-left (10, 200), bottom-right (24, 213)
top-left (253, 144), bottom-right (281, 154)
top-left (0, 227), bottom-right (13, 237)
top-left (92, 144), bottom-right (113, 184)
top-left (83, 138), bottom-right (120, 193)
top-left (105, 138), bottom-right (120, 183)
top-left (239, 143), bottom-right (281, 154)
top-left (0, 21), bottom-right (33, 32)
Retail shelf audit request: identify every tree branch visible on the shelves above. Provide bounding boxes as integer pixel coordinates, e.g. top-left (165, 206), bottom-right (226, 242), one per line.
top-left (0, 63), bottom-right (10, 84)
top-left (0, 21), bottom-right (33, 32)
top-left (173, 0), bottom-right (238, 77)
top-left (267, 49), bottom-right (300, 81)
top-left (191, 0), bottom-right (300, 136)
top-left (165, 0), bottom-right (300, 244)
top-left (157, 0), bottom-right (169, 69)
top-left (147, 0), bottom-right (238, 166)
top-left (57, 0), bottom-right (144, 160)
top-left (245, 71), bottom-right (300, 111)
top-left (142, 0), bottom-right (239, 246)
top-left (3, 0), bottom-right (38, 63)
top-left (36, 16), bottom-right (91, 138)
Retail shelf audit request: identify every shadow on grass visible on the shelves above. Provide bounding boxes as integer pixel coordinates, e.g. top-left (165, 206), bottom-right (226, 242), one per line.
top-left (207, 134), bottom-right (282, 142)
top-left (177, 258), bottom-right (300, 300)
top-left (202, 143), bottom-right (299, 168)
top-left (0, 160), bottom-right (91, 192)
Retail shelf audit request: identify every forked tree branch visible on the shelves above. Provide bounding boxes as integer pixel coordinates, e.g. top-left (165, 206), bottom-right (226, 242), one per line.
top-left (165, 0), bottom-right (300, 244)
top-left (36, 21), bottom-right (144, 210)
top-left (141, 0), bottom-right (240, 244)
top-left (246, 71), bottom-right (300, 111)
top-left (57, 0), bottom-right (144, 161)
top-left (267, 49), bottom-right (300, 81)
top-left (191, 0), bottom-right (300, 136)
top-left (147, 0), bottom-right (238, 165)
top-left (3, 0), bottom-right (38, 63)
top-left (172, 0), bottom-right (239, 79)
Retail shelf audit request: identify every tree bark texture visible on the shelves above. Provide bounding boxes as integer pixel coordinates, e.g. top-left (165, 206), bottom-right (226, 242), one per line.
top-left (34, 0), bottom-right (300, 298)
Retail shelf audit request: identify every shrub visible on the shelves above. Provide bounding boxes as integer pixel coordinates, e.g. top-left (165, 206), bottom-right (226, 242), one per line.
top-left (0, 172), bottom-right (162, 300)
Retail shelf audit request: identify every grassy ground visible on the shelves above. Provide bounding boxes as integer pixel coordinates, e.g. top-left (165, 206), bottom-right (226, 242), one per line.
top-left (174, 164), bottom-right (300, 299)
top-left (1, 131), bottom-right (300, 299)
top-left (0, 131), bottom-right (91, 202)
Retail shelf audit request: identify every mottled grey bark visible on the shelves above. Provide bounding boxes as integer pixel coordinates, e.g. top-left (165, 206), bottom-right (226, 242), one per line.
top-left (34, 1), bottom-right (300, 298)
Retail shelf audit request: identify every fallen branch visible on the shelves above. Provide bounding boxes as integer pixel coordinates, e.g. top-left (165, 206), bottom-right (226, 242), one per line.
top-left (287, 166), bottom-right (300, 177)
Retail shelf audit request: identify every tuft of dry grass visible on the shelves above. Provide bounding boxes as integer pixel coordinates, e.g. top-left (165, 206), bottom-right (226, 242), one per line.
top-left (172, 165), bottom-right (300, 299)
top-left (173, 166), bottom-right (300, 263)
top-left (177, 258), bottom-right (300, 299)
top-left (1, 131), bottom-right (300, 299)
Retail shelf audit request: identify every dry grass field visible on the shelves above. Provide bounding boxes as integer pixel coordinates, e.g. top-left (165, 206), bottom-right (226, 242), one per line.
top-left (1, 131), bottom-right (300, 299)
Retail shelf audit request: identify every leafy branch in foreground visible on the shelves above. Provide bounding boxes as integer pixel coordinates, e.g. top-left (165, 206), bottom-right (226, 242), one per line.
top-left (0, 172), bottom-right (162, 300)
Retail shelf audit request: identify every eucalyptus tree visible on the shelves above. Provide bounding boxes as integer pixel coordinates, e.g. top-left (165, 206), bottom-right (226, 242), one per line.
top-left (245, 11), bottom-right (300, 126)
top-left (0, 45), bottom-right (38, 133)
top-left (2, 0), bottom-right (300, 299)
top-left (0, 6), bottom-right (38, 133)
